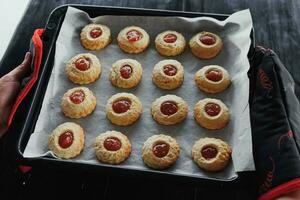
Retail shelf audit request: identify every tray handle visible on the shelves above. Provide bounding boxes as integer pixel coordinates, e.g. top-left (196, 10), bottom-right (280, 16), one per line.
top-left (7, 29), bottom-right (45, 128)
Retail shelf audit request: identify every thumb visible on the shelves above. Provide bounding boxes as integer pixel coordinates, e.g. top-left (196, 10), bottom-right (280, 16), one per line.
top-left (7, 52), bottom-right (32, 81)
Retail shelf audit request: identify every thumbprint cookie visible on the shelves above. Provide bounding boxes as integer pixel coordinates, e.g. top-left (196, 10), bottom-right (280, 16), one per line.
top-left (48, 122), bottom-right (85, 159)
top-left (192, 137), bottom-right (232, 172)
top-left (155, 30), bottom-right (186, 56)
top-left (93, 131), bottom-right (131, 164)
top-left (61, 87), bottom-right (96, 119)
top-left (151, 95), bottom-right (188, 125)
top-left (66, 53), bottom-right (101, 84)
top-left (109, 59), bottom-right (143, 89)
top-left (117, 26), bottom-right (150, 54)
top-left (152, 59), bottom-right (184, 90)
top-left (195, 65), bottom-right (231, 93)
top-left (189, 31), bottom-right (223, 59)
top-left (193, 98), bottom-right (229, 130)
top-left (142, 134), bottom-right (180, 169)
top-left (106, 93), bottom-right (143, 126)
top-left (80, 23), bottom-right (111, 50)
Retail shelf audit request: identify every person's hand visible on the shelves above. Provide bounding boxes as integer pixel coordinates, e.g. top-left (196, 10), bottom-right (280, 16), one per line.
top-left (0, 52), bottom-right (32, 137)
top-left (275, 190), bottom-right (300, 200)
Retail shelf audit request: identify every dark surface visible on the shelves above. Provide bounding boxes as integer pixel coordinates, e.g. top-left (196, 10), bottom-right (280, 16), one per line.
top-left (0, 0), bottom-right (300, 199)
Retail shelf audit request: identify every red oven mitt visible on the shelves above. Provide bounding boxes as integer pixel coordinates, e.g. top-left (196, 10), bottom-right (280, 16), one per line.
top-left (7, 29), bottom-right (45, 128)
top-left (0, 29), bottom-right (44, 173)
top-left (249, 46), bottom-right (300, 200)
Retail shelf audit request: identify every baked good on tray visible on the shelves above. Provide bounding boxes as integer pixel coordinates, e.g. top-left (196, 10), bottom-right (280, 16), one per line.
top-left (152, 59), bottom-right (184, 90)
top-left (189, 31), bottom-right (223, 59)
top-left (117, 26), bottom-right (150, 54)
top-left (93, 130), bottom-right (131, 164)
top-left (192, 137), bottom-right (231, 172)
top-left (193, 98), bottom-right (229, 130)
top-left (142, 134), bottom-right (180, 169)
top-left (106, 93), bottom-right (143, 126)
top-left (109, 59), bottom-right (143, 89)
top-left (66, 53), bottom-right (101, 84)
top-left (151, 95), bottom-right (188, 125)
top-left (155, 30), bottom-right (186, 56)
top-left (61, 87), bottom-right (96, 119)
top-left (80, 23), bottom-right (112, 50)
top-left (48, 122), bottom-right (85, 159)
top-left (194, 65), bottom-right (231, 93)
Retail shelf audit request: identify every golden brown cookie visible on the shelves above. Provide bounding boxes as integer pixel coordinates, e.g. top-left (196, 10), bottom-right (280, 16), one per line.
top-left (48, 122), bottom-right (85, 159)
top-left (142, 134), bottom-right (180, 169)
top-left (189, 31), bottom-right (223, 59)
top-left (152, 59), bottom-right (184, 90)
top-left (65, 53), bottom-right (101, 85)
top-left (61, 87), bottom-right (96, 119)
top-left (117, 26), bottom-right (150, 54)
top-left (93, 130), bottom-right (131, 164)
top-left (193, 98), bottom-right (229, 130)
top-left (195, 65), bottom-right (231, 93)
top-left (109, 59), bottom-right (143, 89)
top-left (80, 23), bottom-right (111, 50)
top-left (155, 30), bottom-right (186, 56)
top-left (192, 137), bottom-right (232, 172)
top-left (151, 95), bottom-right (188, 125)
top-left (106, 93), bottom-right (143, 126)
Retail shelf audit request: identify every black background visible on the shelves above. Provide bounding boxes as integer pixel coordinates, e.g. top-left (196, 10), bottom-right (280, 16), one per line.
top-left (0, 1), bottom-right (299, 199)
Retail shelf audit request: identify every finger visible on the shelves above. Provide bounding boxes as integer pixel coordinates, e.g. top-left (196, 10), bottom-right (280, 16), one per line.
top-left (7, 52), bottom-right (32, 81)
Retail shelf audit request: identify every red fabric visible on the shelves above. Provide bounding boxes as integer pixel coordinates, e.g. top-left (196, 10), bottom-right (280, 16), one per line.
top-left (18, 165), bottom-right (32, 174)
top-left (7, 28), bottom-right (45, 127)
top-left (8, 28), bottom-right (44, 174)
top-left (259, 178), bottom-right (300, 200)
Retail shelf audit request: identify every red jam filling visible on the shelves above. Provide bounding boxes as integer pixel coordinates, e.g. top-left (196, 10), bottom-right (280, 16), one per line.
top-left (120, 65), bottom-right (132, 79)
top-left (163, 34), bottom-right (177, 43)
top-left (204, 103), bottom-right (221, 116)
top-left (153, 142), bottom-right (170, 158)
top-left (206, 70), bottom-right (222, 82)
top-left (163, 65), bottom-right (177, 76)
top-left (201, 146), bottom-right (218, 159)
top-left (104, 137), bottom-right (122, 151)
top-left (126, 30), bottom-right (143, 42)
top-left (112, 99), bottom-right (131, 114)
top-left (58, 131), bottom-right (74, 149)
top-left (199, 34), bottom-right (216, 45)
top-left (160, 101), bottom-right (178, 116)
top-left (75, 57), bottom-right (90, 71)
top-left (90, 28), bottom-right (102, 38)
top-left (69, 90), bottom-right (85, 104)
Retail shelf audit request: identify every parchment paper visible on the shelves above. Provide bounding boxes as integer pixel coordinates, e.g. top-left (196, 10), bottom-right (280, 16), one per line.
top-left (24, 7), bottom-right (254, 180)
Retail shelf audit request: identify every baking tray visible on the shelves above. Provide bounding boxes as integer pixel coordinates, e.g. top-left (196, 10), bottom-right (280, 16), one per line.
top-left (15, 4), bottom-right (255, 185)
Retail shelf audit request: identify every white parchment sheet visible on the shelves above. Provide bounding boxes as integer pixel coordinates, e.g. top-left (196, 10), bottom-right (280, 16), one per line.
top-left (24, 7), bottom-right (254, 180)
